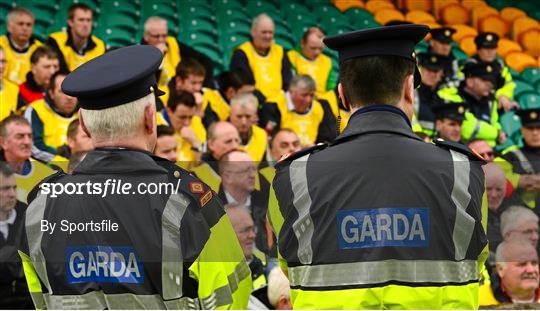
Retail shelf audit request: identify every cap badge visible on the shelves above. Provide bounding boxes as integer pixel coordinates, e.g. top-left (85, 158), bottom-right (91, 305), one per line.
top-left (458, 106), bottom-right (465, 114)
top-left (412, 51), bottom-right (416, 58)
top-left (150, 86), bottom-right (155, 93)
top-left (486, 65), bottom-right (492, 73)
top-left (430, 56), bottom-right (437, 63)
top-left (486, 34), bottom-right (493, 41)
top-left (531, 112), bottom-right (538, 120)
top-left (444, 30), bottom-right (450, 36)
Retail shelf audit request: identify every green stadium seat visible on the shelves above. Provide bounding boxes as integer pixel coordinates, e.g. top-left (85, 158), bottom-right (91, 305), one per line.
top-left (536, 81), bottom-right (540, 95)
top-left (246, 1), bottom-right (279, 15)
top-left (178, 3), bottom-right (214, 20)
top-left (178, 0), bottom-right (209, 6)
top-left (185, 32), bottom-right (217, 48)
top-left (219, 32), bottom-right (250, 55)
top-left (215, 8), bottom-right (248, 24)
top-left (495, 136), bottom-right (521, 154)
top-left (275, 32), bottom-right (295, 50)
top-left (181, 18), bottom-right (218, 37)
top-left (98, 27), bottom-right (136, 48)
top-left (509, 67), bottom-right (523, 81)
top-left (142, 1), bottom-right (177, 23)
top-left (304, 0), bottom-right (334, 11)
top-left (518, 92), bottom-right (540, 109)
top-left (281, 2), bottom-right (311, 21)
top-left (99, 13), bottom-right (138, 33)
top-left (213, 0), bottom-right (243, 11)
top-left (499, 110), bottom-right (522, 143)
top-left (521, 68), bottom-right (540, 87)
top-left (59, 0), bottom-right (99, 14)
top-left (219, 19), bottom-right (251, 36)
top-left (313, 4), bottom-right (342, 22)
top-left (514, 80), bottom-right (536, 100)
top-left (101, 1), bottom-right (139, 19)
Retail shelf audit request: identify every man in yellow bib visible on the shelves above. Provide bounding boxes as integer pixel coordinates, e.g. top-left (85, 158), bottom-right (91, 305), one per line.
top-left (0, 47), bottom-right (20, 121)
top-left (47, 3), bottom-right (105, 72)
top-left (0, 7), bottom-right (42, 85)
top-left (23, 72), bottom-right (77, 164)
top-left (230, 13), bottom-right (292, 99)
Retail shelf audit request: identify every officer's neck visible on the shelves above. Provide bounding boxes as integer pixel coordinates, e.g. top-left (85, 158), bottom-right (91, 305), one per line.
top-left (92, 137), bottom-right (152, 153)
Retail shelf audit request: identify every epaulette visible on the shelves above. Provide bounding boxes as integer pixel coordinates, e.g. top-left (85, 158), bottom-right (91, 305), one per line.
top-left (27, 170), bottom-right (66, 204)
top-left (276, 143), bottom-right (328, 169)
top-left (433, 138), bottom-right (486, 163)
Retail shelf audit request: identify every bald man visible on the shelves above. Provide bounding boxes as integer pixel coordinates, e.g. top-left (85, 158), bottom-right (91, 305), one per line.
top-left (229, 13), bottom-right (292, 99)
top-left (484, 163), bottom-right (506, 252)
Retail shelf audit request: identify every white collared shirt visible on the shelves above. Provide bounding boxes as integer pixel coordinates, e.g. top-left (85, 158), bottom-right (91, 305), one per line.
top-left (0, 209), bottom-right (17, 241)
top-left (225, 191), bottom-right (252, 212)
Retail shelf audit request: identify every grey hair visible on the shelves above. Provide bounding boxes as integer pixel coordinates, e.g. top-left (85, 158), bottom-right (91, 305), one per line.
top-left (500, 205), bottom-right (539, 237)
top-left (230, 93), bottom-right (258, 112)
top-left (80, 93), bottom-right (155, 143)
top-left (6, 7), bottom-right (34, 25)
top-left (251, 13), bottom-right (273, 30)
top-left (495, 240), bottom-right (536, 268)
top-left (289, 74), bottom-right (316, 92)
top-left (144, 16), bottom-right (167, 33)
top-left (267, 267), bottom-right (290, 307)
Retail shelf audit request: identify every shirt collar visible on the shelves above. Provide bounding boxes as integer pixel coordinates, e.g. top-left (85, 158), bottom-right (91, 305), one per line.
top-left (224, 190), bottom-right (252, 211)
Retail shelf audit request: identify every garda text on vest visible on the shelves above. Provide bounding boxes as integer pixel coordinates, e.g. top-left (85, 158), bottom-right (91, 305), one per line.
top-left (337, 207), bottom-right (430, 249)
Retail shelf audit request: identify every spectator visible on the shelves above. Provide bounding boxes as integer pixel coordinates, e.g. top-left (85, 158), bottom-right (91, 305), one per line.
top-left (0, 7), bottom-right (42, 85)
top-left (17, 46), bottom-right (59, 108)
top-left (192, 121), bottom-right (240, 192)
top-left (267, 129), bottom-right (301, 165)
top-left (159, 91), bottom-right (205, 168)
top-left (432, 102), bottom-right (466, 143)
top-left (500, 206), bottom-right (539, 249)
top-left (67, 150), bottom-right (87, 174)
top-left (288, 27), bottom-right (338, 114)
top-left (249, 267), bottom-right (292, 310)
top-left (0, 163), bottom-right (32, 309)
top-left (166, 59), bottom-right (229, 127)
top-left (264, 75), bottom-right (337, 146)
top-left (230, 13), bottom-right (292, 99)
top-left (480, 240), bottom-right (540, 305)
top-left (56, 119), bottom-right (93, 160)
top-left (141, 16), bottom-right (215, 90)
top-left (438, 62), bottom-right (505, 146)
top-left (0, 46), bottom-right (19, 121)
top-left (427, 27), bottom-right (458, 81)
top-left (47, 3), bottom-right (105, 72)
top-left (154, 125), bottom-right (178, 162)
top-left (217, 68), bottom-right (257, 103)
top-left (230, 93), bottom-right (268, 163)
top-left (414, 52), bottom-right (450, 137)
top-left (484, 162), bottom-right (507, 252)
top-left (468, 139), bottom-right (495, 162)
top-left (225, 203), bottom-right (267, 290)
top-left (0, 115), bottom-right (56, 203)
top-left (23, 71), bottom-right (77, 163)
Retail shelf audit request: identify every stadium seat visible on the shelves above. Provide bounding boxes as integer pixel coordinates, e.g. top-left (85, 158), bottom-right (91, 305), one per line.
top-left (100, 13), bottom-right (139, 34)
top-left (519, 29), bottom-right (540, 57)
top-left (182, 18), bottom-right (218, 37)
top-left (453, 47), bottom-right (470, 64)
top-left (433, 0), bottom-right (459, 20)
top-left (461, 0), bottom-right (487, 11)
top-left (141, 1), bottom-right (177, 22)
top-left (246, 0), bottom-right (279, 17)
top-left (275, 32), bottom-right (295, 50)
top-left (500, 7), bottom-right (527, 24)
top-left (471, 6), bottom-right (499, 29)
top-left (215, 8), bottom-right (248, 24)
top-left (505, 52), bottom-right (538, 72)
top-left (97, 27), bottom-right (135, 48)
top-left (497, 38), bottom-right (522, 58)
top-left (521, 68), bottom-right (540, 89)
top-left (440, 3), bottom-right (470, 25)
top-left (179, 3), bottom-right (214, 19)
top-left (479, 14), bottom-right (509, 38)
top-left (451, 24), bottom-right (478, 43)
top-left (405, 10), bottom-right (435, 24)
top-left (364, 0), bottom-right (394, 14)
top-left (374, 9), bottom-right (405, 25)
top-left (513, 80), bottom-right (536, 99)
top-left (101, 0), bottom-right (139, 19)
top-left (281, 2), bottom-right (311, 21)
top-left (459, 36), bottom-right (477, 56)
top-left (499, 111), bottom-right (522, 143)
top-left (344, 8), bottom-right (378, 29)
top-left (332, 0), bottom-right (364, 12)
top-left (511, 17), bottom-right (540, 42)
top-left (518, 92), bottom-right (540, 110)
top-left (313, 4), bottom-right (343, 21)
top-left (184, 32), bottom-right (217, 49)
top-left (398, 0), bottom-right (431, 12)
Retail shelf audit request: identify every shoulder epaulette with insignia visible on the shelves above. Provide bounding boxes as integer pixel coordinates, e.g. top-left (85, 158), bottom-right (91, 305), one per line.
top-left (276, 143), bottom-right (328, 169)
top-left (433, 138), bottom-right (486, 163)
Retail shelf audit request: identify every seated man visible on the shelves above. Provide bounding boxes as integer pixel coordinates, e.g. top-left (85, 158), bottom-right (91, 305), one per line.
top-left (0, 7), bottom-right (42, 85)
top-left (17, 46), bottom-right (59, 108)
top-left (260, 129), bottom-right (301, 184)
top-left (23, 71), bottom-right (77, 163)
top-left (480, 240), bottom-right (540, 306)
top-left (0, 47), bottom-right (19, 121)
top-left (142, 16), bottom-right (215, 90)
top-left (438, 62), bottom-right (505, 146)
top-left (154, 125), bottom-right (178, 162)
top-left (500, 206), bottom-right (539, 250)
top-left (432, 102), bottom-right (467, 143)
top-left (159, 91), bottom-right (205, 168)
top-left (484, 162), bottom-right (507, 253)
top-left (56, 119), bottom-right (93, 160)
top-left (230, 13), bottom-right (292, 99)
top-left (0, 163), bottom-right (32, 309)
top-left (264, 74), bottom-right (337, 146)
top-left (192, 121), bottom-right (241, 191)
top-left (0, 115), bottom-right (57, 203)
top-left (225, 202), bottom-right (267, 290)
top-left (47, 3), bottom-right (105, 72)
top-left (229, 93), bottom-right (267, 164)
top-left (249, 266), bottom-right (292, 310)
top-left (427, 27), bottom-right (458, 82)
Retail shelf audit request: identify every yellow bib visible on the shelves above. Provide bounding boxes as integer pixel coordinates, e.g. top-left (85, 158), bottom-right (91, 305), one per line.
top-left (240, 125), bottom-right (267, 163)
top-left (202, 88), bottom-right (230, 121)
top-left (49, 32), bottom-right (105, 71)
top-left (30, 99), bottom-right (78, 148)
top-left (238, 42), bottom-right (284, 99)
top-left (287, 50), bottom-right (332, 97)
top-left (15, 160), bottom-right (56, 204)
top-left (275, 93), bottom-right (325, 146)
top-left (0, 79), bottom-right (19, 120)
top-left (0, 35), bottom-right (42, 84)
top-left (158, 37), bottom-right (181, 97)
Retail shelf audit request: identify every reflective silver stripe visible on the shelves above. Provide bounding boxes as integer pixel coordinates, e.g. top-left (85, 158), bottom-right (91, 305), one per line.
top-left (418, 120), bottom-right (435, 131)
top-left (164, 297), bottom-right (201, 310)
top-left (161, 192), bottom-right (190, 300)
top-left (25, 193), bottom-right (53, 294)
top-left (288, 260), bottom-right (478, 288)
top-left (104, 293), bottom-right (166, 309)
top-left (289, 154), bottom-right (314, 265)
top-left (200, 261), bottom-right (250, 309)
top-left (450, 150), bottom-right (474, 261)
top-left (470, 120), bottom-right (481, 141)
top-left (30, 292), bottom-right (46, 309)
top-left (45, 291), bottom-right (107, 309)
top-left (509, 149), bottom-right (535, 174)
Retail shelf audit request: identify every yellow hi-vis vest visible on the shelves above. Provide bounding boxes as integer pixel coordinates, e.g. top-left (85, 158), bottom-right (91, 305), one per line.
top-left (27, 99), bottom-right (78, 149)
top-left (157, 111), bottom-right (206, 169)
top-left (158, 37), bottom-right (181, 100)
top-left (14, 159), bottom-right (56, 204)
top-left (0, 35), bottom-right (42, 84)
top-left (48, 32), bottom-right (105, 71)
top-left (287, 50), bottom-right (332, 98)
top-left (202, 88), bottom-right (230, 121)
top-left (0, 78), bottom-right (19, 120)
top-left (237, 42), bottom-right (284, 99)
top-left (240, 125), bottom-right (267, 163)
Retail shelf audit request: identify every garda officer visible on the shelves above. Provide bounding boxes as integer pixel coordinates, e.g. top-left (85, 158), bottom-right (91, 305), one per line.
top-left (18, 45), bottom-right (251, 309)
top-left (438, 61), bottom-right (506, 147)
top-left (432, 102), bottom-right (468, 143)
top-left (427, 27), bottom-right (459, 82)
top-left (269, 24), bottom-right (488, 309)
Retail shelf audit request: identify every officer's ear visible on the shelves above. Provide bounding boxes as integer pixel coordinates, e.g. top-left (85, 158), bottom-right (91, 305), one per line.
top-left (78, 110), bottom-right (91, 138)
top-left (144, 103), bottom-right (156, 135)
top-left (401, 74), bottom-right (415, 118)
top-left (337, 83), bottom-right (350, 111)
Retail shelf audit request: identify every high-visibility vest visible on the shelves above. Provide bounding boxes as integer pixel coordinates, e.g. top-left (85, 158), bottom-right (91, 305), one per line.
top-left (287, 49), bottom-right (332, 98)
top-left (237, 42), bottom-right (284, 98)
top-left (0, 78), bottom-right (19, 120)
top-left (0, 35), bottom-right (42, 84)
top-left (48, 32), bottom-right (105, 71)
top-left (240, 125), bottom-right (267, 163)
